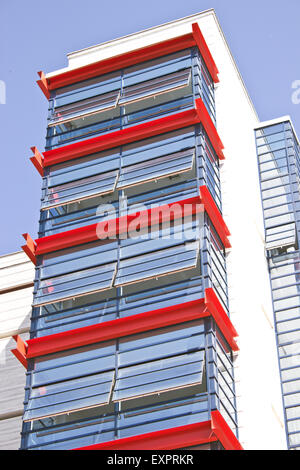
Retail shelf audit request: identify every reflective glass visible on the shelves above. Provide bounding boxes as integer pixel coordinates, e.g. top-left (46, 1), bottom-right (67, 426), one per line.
top-left (113, 350), bottom-right (205, 401)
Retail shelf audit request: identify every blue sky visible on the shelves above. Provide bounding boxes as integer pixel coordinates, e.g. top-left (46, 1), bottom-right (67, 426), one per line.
top-left (0, 0), bottom-right (299, 255)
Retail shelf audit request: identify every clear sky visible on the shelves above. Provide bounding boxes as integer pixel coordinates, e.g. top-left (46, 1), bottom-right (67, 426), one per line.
top-left (0, 0), bottom-right (299, 255)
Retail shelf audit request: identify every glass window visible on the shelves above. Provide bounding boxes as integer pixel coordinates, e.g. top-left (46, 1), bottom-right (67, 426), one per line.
top-left (113, 350), bottom-right (205, 402)
top-left (122, 127), bottom-right (195, 165)
top-left (53, 72), bottom-right (121, 107)
top-left (118, 320), bottom-right (205, 367)
top-left (123, 51), bottom-right (191, 87)
top-left (115, 241), bottom-right (199, 286)
top-left (124, 96), bottom-right (193, 128)
top-left (23, 371), bottom-right (114, 422)
top-left (35, 295), bottom-right (118, 337)
top-left (33, 262), bottom-right (117, 306)
top-left (119, 69), bottom-right (191, 106)
top-left (42, 170), bottom-right (119, 209)
top-left (49, 90), bottom-right (120, 127)
top-left (255, 123), bottom-right (285, 138)
top-left (24, 320), bottom-right (206, 426)
top-left (287, 419), bottom-right (300, 433)
top-left (39, 241), bottom-right (118, 279)
top-left (47, 108), bottom-right (121, 149)
top-left (117, 149), bottom-right (194, 189)
top-left (283, 380), bottom-right (300, 394)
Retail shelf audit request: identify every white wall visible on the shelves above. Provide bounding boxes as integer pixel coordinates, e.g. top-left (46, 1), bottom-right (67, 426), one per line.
top-left (199, 14), bottom-right (287, 450)
top-left (0, 251), bottom-right (34, 450)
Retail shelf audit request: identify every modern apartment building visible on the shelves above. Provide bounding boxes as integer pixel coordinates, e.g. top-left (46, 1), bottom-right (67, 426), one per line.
top-left (6, 9), bottom-right (297, 450)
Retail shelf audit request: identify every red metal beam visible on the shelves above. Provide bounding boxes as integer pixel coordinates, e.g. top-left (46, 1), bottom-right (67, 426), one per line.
top-left (199, 185), bottom-right (230, 246)
top-left (11, 335), bottom-right (28, 369)
top-left (37, 23), bottom-right (219, 99)
top-left (75, 420), bottom-right (216, 450)
top-left (74, 410), bottom-right (242, 450)
top-left (192, 23), bottom-right (219, 83)
top-left (205, 288), bottom-right (238, 350)
top-left (30, 146), bottom-right (44, 177)
top-left (21, 233), bottom-right (37, 265)
top-left (30, 98), bottom-right (224, 173)
top-left (26, 298), bottom-right (206, 358)
top-left (211, 410), bottom-right (243, 450)
top-left (195, 98), bottom-right (224, 159)
top-left (24, 287), bottom-right (238, 360)
top-left (11, 349), bottom-right (28, 369)
top-left (21, 186), bottom-right (230, 265)
top-left (34, 194), bottom-right (202, 256)
top-left (36, 71), bottom-right (50, 100)
top-left (42, 106), bottom-right (200, 166)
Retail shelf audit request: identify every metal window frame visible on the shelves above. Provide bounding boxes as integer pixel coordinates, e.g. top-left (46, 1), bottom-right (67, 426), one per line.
top-left (48, 90), bottom-right (121, 128)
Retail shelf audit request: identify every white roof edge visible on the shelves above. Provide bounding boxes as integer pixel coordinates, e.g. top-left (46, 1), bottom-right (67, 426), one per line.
top-left (44, 9), bottom-right (259, 120)
top-left (254, 115), bottom-right (291, 129)
top-left (67, 8), bottom-right (214, 59)
top-left (0, 250), bottom-right (25, 259)
top-left (255, 115), bottom-right (299, 146)
top-left (209, 12), bottom-right (259, 121)
top-left (45, 10), bottom-right (214, 78)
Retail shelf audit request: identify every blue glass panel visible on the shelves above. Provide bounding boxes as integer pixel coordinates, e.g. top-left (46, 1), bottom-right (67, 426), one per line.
top-left (50, 90), bottom-right (120, 127)
top-left (123, 52), bottom-right (191, 87)
top-left (118, 149), bottom-right (194, 189)
top-left (47, 149), bottom-right (120, 187)
top-left (113, 350), bottom-right (205, 401)
top-left (39, 241), bottom-right (118, 279)
top-left (42, 170), bottom-right (118, 209)
top-left (54, 73), bottom-right (121, 108)
top-left (33, 262), bottom-right (116, 306)
top-left (120, 69), bottom-right (191, 105)
top-left (24, 371), bottom-right (114, 421)
top-left (115, 242), bottom-right (199, 286)
top-left (118, 320), bottom-right (205, 367)
top-left (32, 341), bottom-right (115, 387)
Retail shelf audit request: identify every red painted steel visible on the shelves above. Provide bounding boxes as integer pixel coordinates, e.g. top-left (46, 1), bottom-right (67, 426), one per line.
top-left (192, 23), bottom-right (219, 83)
top-left (42, 107), bottom-right (200, 167)
top-left (211, 410), bottom-right (243, 450)
top-left (30, 98), bottom-right (224, 173)
top-left (24, 287), bottom-right (238, 360)
top-left (205, 288), bottom-right (238, 350)
top-left (199, 185), bottom-right (230, 247)
top-left (21, 185), bottom-right (230, 264)
top-left (34, 195), bottom-right (202, 256)
top-left (75, 420), bottom-right (216, 450)
top-left (74, 410), bottom-right (242, 450)
top-left (30, 146), bottom-right (44, 177)
top-left (26, 298), bottom-right (206, 358)
top-left (195, 98), bottom-right (224, 159)
top-left (37, 71), bottom-right (50, 100)
top-left (11, 335), bottom-right (28, 369)
top-left (37, 23), bottom-right (219, 98)
top-left (21, 233), bottom-right (37, 265)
